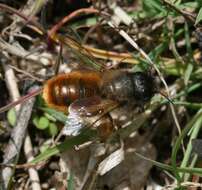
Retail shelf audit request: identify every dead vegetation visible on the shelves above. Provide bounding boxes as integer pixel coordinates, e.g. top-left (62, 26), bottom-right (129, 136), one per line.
top-left (0, 0), bottom-right (202, 189)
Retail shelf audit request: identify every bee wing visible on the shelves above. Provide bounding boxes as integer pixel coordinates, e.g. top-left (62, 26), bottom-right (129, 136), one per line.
top-left (58, 34), bottom-right (104, 70)
top-left (68, 96), bottom-right (117, 117)
top-left (63, 96), bottom-right (118, 136)
top-left (63, 112), bottom-right (86, 136)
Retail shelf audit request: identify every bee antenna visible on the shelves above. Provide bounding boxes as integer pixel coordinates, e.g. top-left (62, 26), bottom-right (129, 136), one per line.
top-left (159, 92), bottom-right (174, 105)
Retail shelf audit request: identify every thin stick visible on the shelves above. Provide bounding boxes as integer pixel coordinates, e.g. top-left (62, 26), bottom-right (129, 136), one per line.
top-left (0, 162), bottom-right (45, 169)
top-left (1, 62), bottom-right (41, 189)
top-left (48, 8), bottom-right (109, 37)
top-left (8, 65), bottom-right (43, 82)
top-left (0, 88), bottom-right (42, 113)
top-left (0, 3), bottom-right (45, 34)
top-left (1, 88), bottom-right (37, 189)
top-left (24, 135), bottom-right (42, 190)
top-left (162, 0), bottom-right (196, 24)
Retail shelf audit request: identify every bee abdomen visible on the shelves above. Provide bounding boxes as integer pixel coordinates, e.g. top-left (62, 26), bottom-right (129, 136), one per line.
top-left (43, 71), bottom-right (101, 112)
top-left (51, 80), bottom-right (79, 106)
top-left (101, 72), bottom-right (155, 103)
top-left (102, 73), bottom-right (134, 101)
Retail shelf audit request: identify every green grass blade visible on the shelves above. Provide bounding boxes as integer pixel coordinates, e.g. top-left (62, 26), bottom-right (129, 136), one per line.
top-left (135, 152), bottom-right (202, 176)
top-left (171, 110), bottom-right (202, 183)
top-left (195, 7), bottom-right (202, 25)
top-left (31, 132), bottom-right (92, 163)
top-left (67, 171), bottom-right (74, 190)
top-left (184, 21), bottom-right (194, 85)
top-left (40, 107), bottom-right (67, 123)
top-left (180, 109), bottom-right (202, 179)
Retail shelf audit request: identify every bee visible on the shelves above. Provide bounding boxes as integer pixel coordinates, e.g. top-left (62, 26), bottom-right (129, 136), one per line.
top-left (42, 69), bottom-right (155, 139)
top-left (43, 70), bottom-right (155, 112)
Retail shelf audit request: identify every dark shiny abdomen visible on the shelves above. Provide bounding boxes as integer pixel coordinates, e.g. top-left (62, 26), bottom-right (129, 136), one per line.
top-left (101, 72), bottom-right (154, 103)
top-left (102, 73), bottom-right (134, 101)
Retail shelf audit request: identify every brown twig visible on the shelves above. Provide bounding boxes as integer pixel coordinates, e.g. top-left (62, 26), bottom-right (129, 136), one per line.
top-left (162, 0), bottom-right (196, 24)
top-left (48, 8), bottom-right (109, 38)
top-left (8, 65), bottom-right (43, 82)
top-left (0, 88), bottom-right (42, 113)
top-left (0, 37), bottom-right (53, 65)
top-left (0, 3), bottom-right (45, 34)
top-left (0, 161), bottom-right (46, 169)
